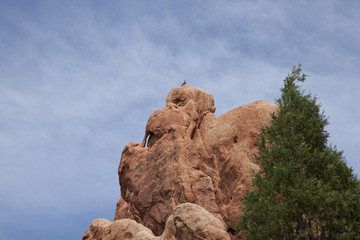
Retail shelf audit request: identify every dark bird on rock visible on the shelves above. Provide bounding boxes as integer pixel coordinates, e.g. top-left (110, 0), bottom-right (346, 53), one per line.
top-left (181, 80), bottom-right (186, 86)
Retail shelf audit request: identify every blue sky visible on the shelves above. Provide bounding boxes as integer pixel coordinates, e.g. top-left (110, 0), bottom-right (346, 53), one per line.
top-left (1, 1), bottom-right (359, 239)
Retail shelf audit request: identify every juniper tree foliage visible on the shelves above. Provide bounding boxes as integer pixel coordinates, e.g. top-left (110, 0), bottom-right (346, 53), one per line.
top-left (236, 66), bottom-right (360, 239)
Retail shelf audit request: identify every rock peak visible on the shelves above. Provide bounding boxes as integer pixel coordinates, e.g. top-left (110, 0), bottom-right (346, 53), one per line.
top-left (83, 86), bottom-right (277, 240)
top-left (166, 85), bottom-right (216, 113)
top-left (140, 85), bottom-right (216, 148)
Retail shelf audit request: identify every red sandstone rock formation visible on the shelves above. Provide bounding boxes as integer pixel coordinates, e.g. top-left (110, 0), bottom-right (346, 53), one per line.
top-left (82, 85), bottom-right (277, 240)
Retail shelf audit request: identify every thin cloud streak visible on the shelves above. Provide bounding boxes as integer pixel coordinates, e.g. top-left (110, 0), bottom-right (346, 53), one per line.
top-left (0, 1), bottom-right (359, 239)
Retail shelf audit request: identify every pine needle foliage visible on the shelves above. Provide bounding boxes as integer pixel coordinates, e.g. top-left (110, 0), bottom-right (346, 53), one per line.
top-left (236, 66), bottom-right (360, 239)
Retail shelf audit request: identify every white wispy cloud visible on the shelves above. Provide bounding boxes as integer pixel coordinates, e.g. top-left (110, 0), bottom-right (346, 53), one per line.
top-left (0, 0), bottom-right (359, 239)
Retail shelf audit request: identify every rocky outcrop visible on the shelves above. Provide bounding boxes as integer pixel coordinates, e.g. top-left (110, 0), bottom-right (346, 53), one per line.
top-left (82, 203), bottom-right (230, 240)
top-left (82, 85), bottom-right (277, 239)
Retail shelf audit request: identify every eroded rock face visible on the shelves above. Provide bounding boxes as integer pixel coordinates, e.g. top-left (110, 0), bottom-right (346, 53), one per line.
top-left (114, 85), bottom-right (277, 238)
top-left (82, 203), bottom-right (230, 240)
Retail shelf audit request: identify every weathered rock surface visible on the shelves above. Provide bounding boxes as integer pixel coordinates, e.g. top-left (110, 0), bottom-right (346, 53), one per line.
top-left (114, 85), bottom-right (277, 238)
top-left (82, 218), bottom-right (156, 240)
top-left (82, 203), bottom-right (230, 240)
top-left (82, 85), bottom-right (277, 239)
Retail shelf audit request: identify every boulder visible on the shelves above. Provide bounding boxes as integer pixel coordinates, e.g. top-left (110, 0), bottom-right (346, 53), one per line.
top-left (161, 203), bottom-right (230, 240)
top-left (82, 218), bottom-right (157, 240)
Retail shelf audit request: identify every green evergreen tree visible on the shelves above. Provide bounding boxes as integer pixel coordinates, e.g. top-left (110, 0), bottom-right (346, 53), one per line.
top-left (236, 66), bottom-right (360, 239)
